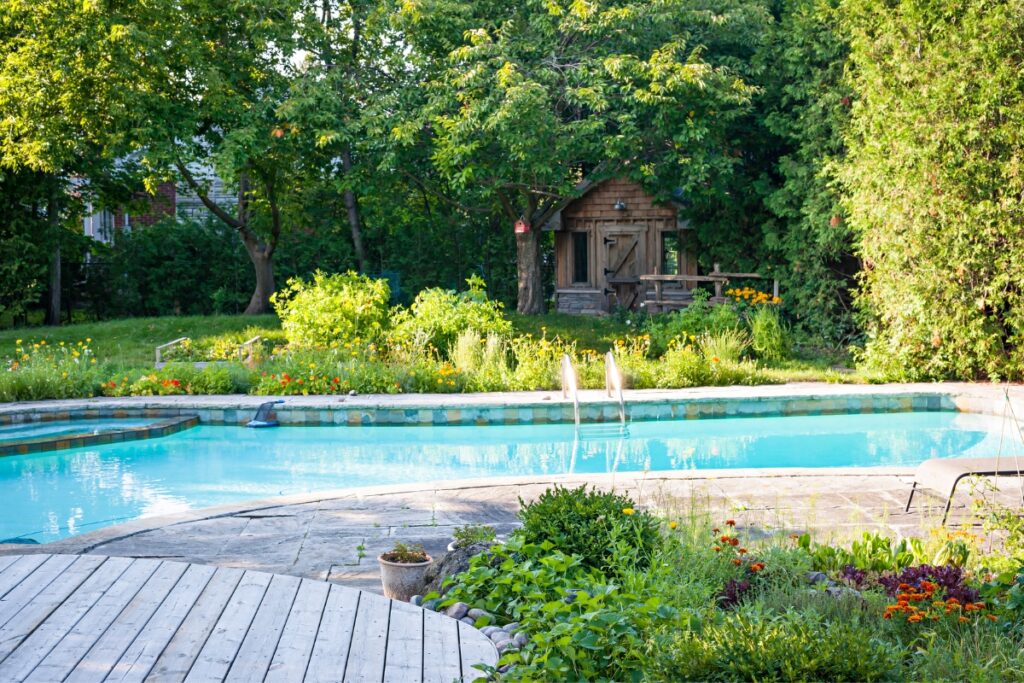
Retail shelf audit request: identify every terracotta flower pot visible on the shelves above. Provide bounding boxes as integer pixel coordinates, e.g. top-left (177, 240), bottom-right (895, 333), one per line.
top-left (378, 553), bottom-right (433, 601)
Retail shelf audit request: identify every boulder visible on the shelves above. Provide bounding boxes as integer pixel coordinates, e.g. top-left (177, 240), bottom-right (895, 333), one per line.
top-left (423, 542), bottom-right (492, 595)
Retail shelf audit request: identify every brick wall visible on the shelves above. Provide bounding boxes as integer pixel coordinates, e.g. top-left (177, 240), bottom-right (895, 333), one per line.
top-left (114, 182), bottom-right (177, 229)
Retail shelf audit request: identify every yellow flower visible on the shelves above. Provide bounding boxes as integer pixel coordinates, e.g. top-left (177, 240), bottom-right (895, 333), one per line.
top-left (90, 358), bottom-right (97, 364)
top-left (86, 338), bottom-right (91, 343)
top-left (622, 507), bottom-right (635, 516)
top-left (15, 339), bottom-right (21, 344)
top-left (669, 521), bottom-right (678, 529)
top-left (309, 363), bottom-right (316, 369)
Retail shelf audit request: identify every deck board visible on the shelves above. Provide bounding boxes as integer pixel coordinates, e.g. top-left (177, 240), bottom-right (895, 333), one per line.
top-left (0, 554), bottom-right (497, 682)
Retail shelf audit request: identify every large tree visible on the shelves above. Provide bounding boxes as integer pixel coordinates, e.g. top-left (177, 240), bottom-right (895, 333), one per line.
top-left (398, 0), bottom-right (766, 313)
top-left (1, 0), bottom-right (309, 315)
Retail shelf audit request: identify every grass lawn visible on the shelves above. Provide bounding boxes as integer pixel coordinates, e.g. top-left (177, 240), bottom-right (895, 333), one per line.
top-left (508, 312), bottom-right (632, 353)
top-left (0, 315), bottom-right (281, 366)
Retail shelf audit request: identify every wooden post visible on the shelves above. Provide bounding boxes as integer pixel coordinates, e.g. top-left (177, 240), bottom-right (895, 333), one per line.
top-left (652, 265), bottom-right (662, 313)
top-left (773, 279), bottom-right (779, 298)
top-left (712, 263), bottom-right (723, 300)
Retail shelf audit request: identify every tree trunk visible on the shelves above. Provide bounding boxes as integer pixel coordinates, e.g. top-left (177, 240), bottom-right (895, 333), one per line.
top-left (243, 240), bottom-right (275, 315)
top-left (44, 188), bottom-right (61, 326)
top-left (341, 148), bottom-right (368, 272)
top-left (516, 229), bottom-right (544, 314)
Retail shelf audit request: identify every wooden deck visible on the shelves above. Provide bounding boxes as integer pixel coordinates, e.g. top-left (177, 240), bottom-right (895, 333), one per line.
top-left (0, 554), bottom-right (496, 682)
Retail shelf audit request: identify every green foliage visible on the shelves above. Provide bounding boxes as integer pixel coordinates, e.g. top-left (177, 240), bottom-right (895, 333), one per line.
top-left (0, 338), bottom-right (102, 401)
top-left (844, 0), bottom-right (1024, 380)
top-left (749, 305), bottom-right (791, 361)
top-left (451, 524), bottom-right (496, 549)
top-left (516, 485), bottom-right (661, 573)
top-left (442, 536), bottom-right (676, 682)
top-left (381, 541), bottom-right (429, 563)
top-left (652, 609), bottom-right (901, 681)
top-left (390, 277), bottom-right (511, 354)
top-left (796, 531), bottom-right (919, 573)
top-left (758, 0), bottom-right (856, 344)
top-left (698, 329), bottom-right (750, 364)
top-left (106, 217), bottom-right (252, 317)
top-left (100, 364), bottom-right (251, 397)
top-left (272, 271), bottom-right (390, 348)
top-left (644, 300), bottom-right (743, 357)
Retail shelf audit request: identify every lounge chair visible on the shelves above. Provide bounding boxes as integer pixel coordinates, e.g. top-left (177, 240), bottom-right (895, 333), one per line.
top-left (905, 457), bottom-right (1024, 524)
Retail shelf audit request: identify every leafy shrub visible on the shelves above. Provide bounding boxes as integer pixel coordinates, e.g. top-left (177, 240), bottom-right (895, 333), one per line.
top-left (161, 328), bottom-right (287, 363)
top-left (441, 537), bottom-right (676, 682)
top-left (517, 485), bottom-right (661, 573)
top-left (644, 296), bottom-right (744, 357)
top-left (878, 564), bottom-right (980, 606)
top-left (508, 334), bottom-right (572, 391)
top-left (390, 276), bottom-right (511, 354)
top-left (651, 610), bottom-right (901, 681)
top-left (749, 305), bottom-right (790, 361)
top-left (100, 363), bottom-right (250, 396)
top-left (271, 271), bottom-right (390, 348)
top-left (796, 531), bottom-right (919, 573)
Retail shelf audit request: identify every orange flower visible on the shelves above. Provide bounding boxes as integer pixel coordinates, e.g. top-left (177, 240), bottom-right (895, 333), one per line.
top-left (729, 538), bottom-right (740, 547)
top-left (725, 520), bottom-right (736, 526)
top-left (732, 559), bottom-right (742, 566)
top-left (737, 548), bottom-right (748, 554)
top-left (750, 562), bottom-right (765, 572)
top-left (713, 546), bottom-right (722, 552)
top-left (987, 614), bottom-right (998, 622)
top-left (946, 597), bottom-right (961, 605)
top-left (712, 528), bottom-right (721, 534)
top-left (907, 614), bottom-right (923, 623)
top-left (882, 612), bottom-right (892, 620)
top-left (720, 535), bottom-right (731, 543)
top-left (959, 616), bottom-right (969, 623)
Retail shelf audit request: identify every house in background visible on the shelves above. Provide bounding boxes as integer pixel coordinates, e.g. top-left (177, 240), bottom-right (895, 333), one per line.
top-left (548, 178), bottom-right (695, 314)
top-left (82, 170), bottom-right (234, 244)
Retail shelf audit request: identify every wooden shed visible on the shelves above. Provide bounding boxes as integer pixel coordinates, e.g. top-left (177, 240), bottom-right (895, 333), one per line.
top-left (551, 178), bottom-right (695, 314)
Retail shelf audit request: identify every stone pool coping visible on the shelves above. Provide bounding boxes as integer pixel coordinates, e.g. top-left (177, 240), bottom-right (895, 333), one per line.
top-left (0, 415), bottom-right (199, 456)
top-left (1, 465), bottom-right (916, 556)
top-left (0, 381), bottom-right (1019, 427)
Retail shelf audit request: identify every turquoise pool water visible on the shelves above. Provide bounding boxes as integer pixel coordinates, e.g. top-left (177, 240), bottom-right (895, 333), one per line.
top-left (0, 410), bottom-right (1012, 543)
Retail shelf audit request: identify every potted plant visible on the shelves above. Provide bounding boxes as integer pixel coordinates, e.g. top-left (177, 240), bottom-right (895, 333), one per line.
top-left (447, 524), bottom-right (498, 552)
top-left (378, 542), bottom-right (432, 601)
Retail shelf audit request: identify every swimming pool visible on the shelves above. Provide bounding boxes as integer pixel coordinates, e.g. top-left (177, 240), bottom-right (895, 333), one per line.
top-left (0, 418), bottom-right (158, 444)
top-left (0, 410), bottom-right (1011, 543)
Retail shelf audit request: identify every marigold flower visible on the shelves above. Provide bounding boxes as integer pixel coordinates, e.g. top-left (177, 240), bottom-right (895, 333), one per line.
top-left (946, 597), bottom-right (961, 606)
top-left (725, 520), bottom-right (736, 526)
top-left (712, 528), bottom-right (721, 534)
top-left (987, 614), bottom-right (998, 622)
top-left (732, 559), bottom-right (742, 566)
top-left (622, 508), bottom-right (635, 515)
top-left (907, 614), bottom-right (923, 623)
top-left (882, 612), bottom-right (892, 620)
top-left (720, 535), bottom-right (731, 543)
top-left (713, 546), bottom-right (722, 552)
top-left (729, 538), bottom-right (740, 547)
top-left (750, 562), bottom-right (765, 572)
top-left (668, 521), bottom-right (678, 530)
top-left (738, 548), bottom-right (748, 554)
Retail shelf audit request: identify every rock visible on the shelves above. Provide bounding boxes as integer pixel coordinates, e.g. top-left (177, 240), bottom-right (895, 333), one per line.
top-left (504, 621), bottom-right (520, 633)
top-left (423, 542), bottom-right (493, 596)
top-left (481, 626), bottom-right (502, 637)
top-left (825, 585), bottom-right (863, 600)
top-left (348, 389), bottom-right (358, 396)
top-left (410, 595), bottom-right (423, 606)
top-left (498, 665), bottom-right (511, 674)
top-left (460, 616), bottom-right (475, 625)
top-left (805, 571), bottom-right (829, 585)
top-left (422, 599), bottom-right (439, 612)
top-left (467, 608), bottom-right (490, 621)
top-left (445, 602), bottom-right (469, 620)
top-left (513, 632), bottom-right (528, 648)
top-left (488, 630), bottom-right (510, 644)
top-left (497, 640), bottom-right (515, 653)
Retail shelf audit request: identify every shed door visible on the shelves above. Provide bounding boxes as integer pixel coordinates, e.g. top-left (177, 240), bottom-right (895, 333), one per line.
top-left (602, 226), bottom-right (645, 310)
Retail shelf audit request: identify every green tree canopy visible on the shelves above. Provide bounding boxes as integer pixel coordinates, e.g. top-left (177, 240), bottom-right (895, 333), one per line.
top-left (397, 0), bottom-right (768, 313)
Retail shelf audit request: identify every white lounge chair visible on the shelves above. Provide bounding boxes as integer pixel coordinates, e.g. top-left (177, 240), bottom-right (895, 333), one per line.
top-left (905, 457), bottom-right (1024, 524)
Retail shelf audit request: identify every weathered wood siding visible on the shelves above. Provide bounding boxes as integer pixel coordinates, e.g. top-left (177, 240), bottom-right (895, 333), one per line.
top-left (554, 178), bottom-right (694, 313)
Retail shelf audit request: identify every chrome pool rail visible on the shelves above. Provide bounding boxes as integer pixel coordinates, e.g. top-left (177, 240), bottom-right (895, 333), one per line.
top-left (560, 353), bottom-right (580, 427)
top-left (605, 351), bottom-right (626, 427)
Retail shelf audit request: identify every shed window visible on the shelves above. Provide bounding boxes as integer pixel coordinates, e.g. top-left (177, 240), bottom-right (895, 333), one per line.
top-left (661, 232), bottom-right (682, 275)
top-left (572, 232), bottom-right (589, 284)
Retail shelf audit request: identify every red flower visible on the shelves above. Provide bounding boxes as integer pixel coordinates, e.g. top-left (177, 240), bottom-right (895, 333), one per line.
top-left (725, 520), bottom-right (736, 527)
top-left (732, 559), bottom-right (742, 566)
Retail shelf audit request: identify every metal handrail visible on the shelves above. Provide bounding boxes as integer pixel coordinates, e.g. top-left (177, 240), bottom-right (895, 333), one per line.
top-left (560, 354), bottom-right (580, 428)
top-left (605, 352), bottom-right (626, 426)
top-left (155, 337), bottom-right (189, 365)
